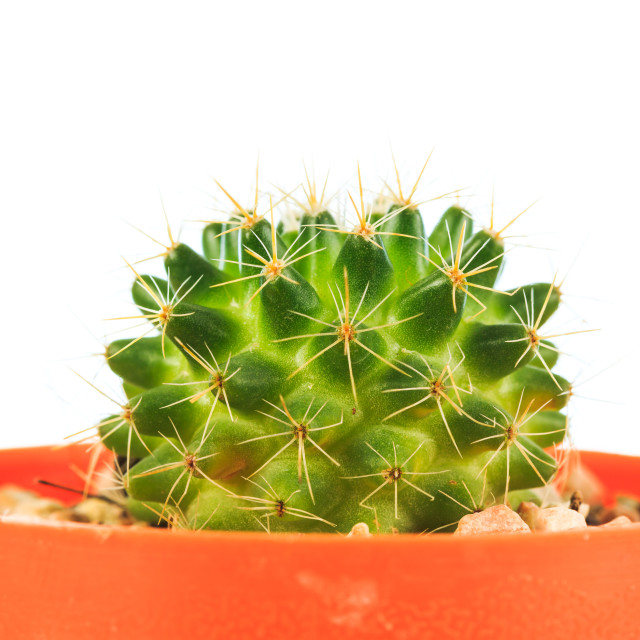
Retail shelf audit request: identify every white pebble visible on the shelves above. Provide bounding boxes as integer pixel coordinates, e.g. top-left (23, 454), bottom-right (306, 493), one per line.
top-left (454, 504), bottom-right (531, 535)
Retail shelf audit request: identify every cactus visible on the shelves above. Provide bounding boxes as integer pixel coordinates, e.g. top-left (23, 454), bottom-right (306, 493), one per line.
top-left (96, 163), bottom-right (580, 534)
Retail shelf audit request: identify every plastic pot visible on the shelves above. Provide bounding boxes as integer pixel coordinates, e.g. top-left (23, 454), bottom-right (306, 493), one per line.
top-left (0, 445), bottom-right (638, 639)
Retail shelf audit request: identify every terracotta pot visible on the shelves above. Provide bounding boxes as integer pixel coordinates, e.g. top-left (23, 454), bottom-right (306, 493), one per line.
top-left (1, 446), bottom-right (638, 639)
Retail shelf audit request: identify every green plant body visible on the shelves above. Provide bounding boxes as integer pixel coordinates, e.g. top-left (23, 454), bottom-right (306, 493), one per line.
top-left (98, 165), bottom-right (574, 534)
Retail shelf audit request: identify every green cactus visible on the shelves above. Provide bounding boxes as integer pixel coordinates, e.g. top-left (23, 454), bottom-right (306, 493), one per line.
top-left (98, 164), bottom-right (577, 534)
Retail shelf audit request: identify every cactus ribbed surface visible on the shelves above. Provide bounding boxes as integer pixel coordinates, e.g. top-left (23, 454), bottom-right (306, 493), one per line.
top-left (100, 167), bottom-right (570, 533)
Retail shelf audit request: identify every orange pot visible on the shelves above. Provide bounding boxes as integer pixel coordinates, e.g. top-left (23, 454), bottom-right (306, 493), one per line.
top-left (1, 446), bottom-right (639, 640)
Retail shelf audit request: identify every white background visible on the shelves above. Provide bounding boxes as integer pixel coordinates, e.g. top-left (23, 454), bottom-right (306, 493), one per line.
top-left (1, 2), bottom-right (638, 453)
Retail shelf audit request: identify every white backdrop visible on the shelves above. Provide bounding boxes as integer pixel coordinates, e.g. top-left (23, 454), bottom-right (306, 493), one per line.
top-left (1, 2), bottom-right (638, 453)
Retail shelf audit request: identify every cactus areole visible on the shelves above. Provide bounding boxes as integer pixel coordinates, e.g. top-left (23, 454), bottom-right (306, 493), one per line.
top-left (100, 165), bottom-right (577, 534)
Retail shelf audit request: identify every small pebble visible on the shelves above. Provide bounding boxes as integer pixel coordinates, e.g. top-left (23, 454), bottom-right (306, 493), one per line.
top-left (521, 504), bottom-right (587, 532)
top-left (454, 504), bottom-right (530, 536)
top-left (601, 515), bottom-right (633, 528)
top-left (0, 486), bottom-right (39, 510)
top-left (347, 522), bottom-right (372, 538)
top-left (72, 498), bottom-right (131, 526)
top-left (9, 498), bottom-right (67, 520)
